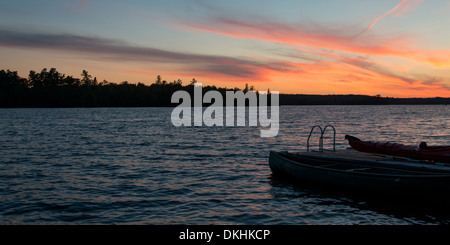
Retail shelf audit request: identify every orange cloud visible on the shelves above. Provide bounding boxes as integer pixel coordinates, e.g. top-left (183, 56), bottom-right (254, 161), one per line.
top-left (183, 16), bottom-right (450, 68)
top-left (262, 52), bottom-right (450, 98)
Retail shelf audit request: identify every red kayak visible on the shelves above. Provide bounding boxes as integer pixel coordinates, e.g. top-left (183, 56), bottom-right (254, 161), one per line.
top-left (345, 135), bottom-right (450, 163)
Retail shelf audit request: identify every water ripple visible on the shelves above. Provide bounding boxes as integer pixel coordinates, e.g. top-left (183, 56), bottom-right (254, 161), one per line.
top-left (0, 105), bottom-right (449, 224)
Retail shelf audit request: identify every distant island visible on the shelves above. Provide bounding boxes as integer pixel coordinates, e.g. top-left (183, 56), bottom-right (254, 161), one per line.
top-left (1, 68), bottom-right (449, 108)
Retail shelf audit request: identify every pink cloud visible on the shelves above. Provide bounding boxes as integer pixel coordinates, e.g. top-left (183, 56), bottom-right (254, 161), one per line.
top-left (78, 0), bottom-right (88, 6)
top-left (354, 0), bottom-right (424, 37)
top-left (356, 0), bottom-right (410, 36)
top-left (182, 15), bottom-right (450, 68)
top-left (391, 0), bottom-right (424, 17)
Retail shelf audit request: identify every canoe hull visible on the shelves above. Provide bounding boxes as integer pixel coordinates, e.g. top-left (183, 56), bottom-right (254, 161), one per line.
top-left (346, 135), bottom-right (450, 163)
top-left (269, 151), bottom-right (450, 197)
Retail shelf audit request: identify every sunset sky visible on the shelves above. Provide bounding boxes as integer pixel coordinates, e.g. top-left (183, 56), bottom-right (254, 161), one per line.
top-left (1, 0), bottom-right (450, 97)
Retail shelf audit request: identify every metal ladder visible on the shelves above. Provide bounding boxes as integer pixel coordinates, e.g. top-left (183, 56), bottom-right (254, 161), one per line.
top-left (307, 125), bottom-right (336, 152)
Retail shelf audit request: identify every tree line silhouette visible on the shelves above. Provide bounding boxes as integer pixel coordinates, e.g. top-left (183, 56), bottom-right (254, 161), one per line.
top-left (0, 68), bottom-right (261, 107)
top-left (1, 68), bottom-right (449, 108)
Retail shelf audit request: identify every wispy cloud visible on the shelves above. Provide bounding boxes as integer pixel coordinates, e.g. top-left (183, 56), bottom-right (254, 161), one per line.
top-left (391, 0), bottom-right (424, 17)
top-left (355, 0), bottom-right (421, 36)
top-left (340, 56), bottom-right (416, 84)
top-left (0, 29), bottom-right (299, 81)
top-left (181, 14), bottom-right (450, 68)
top-left (78, 0), bottom-right (88, 6)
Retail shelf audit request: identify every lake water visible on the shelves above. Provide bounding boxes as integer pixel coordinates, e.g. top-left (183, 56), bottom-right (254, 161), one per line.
top-left (1, 105), bottom-right (449, 225)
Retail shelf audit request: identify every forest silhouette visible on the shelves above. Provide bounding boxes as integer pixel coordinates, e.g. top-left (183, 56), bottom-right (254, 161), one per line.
top-left (1, 68), bottom-right (449, 108)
